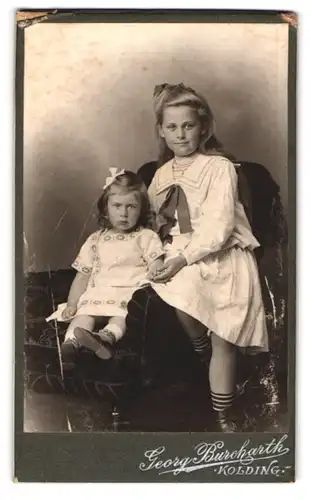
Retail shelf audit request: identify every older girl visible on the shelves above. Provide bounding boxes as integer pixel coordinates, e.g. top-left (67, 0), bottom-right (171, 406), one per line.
top-left (148, 83), bottom-right (268, 432)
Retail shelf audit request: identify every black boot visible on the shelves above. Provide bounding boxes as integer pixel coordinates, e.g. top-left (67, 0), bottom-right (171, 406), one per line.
top-left (215, 409), bottom-right (238, 433)
top-left (210, 390), bottom-right (238, 432)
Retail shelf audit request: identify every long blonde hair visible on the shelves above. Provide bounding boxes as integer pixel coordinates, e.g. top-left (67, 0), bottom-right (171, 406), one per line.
top-left (153, 83), bottom-right (236, 166)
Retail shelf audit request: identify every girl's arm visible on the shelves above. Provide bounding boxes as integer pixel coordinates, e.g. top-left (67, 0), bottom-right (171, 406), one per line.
top-left (62, 233), bottom-right (95, 319)
top-left (182, 159), bottom-right (237, 265)
top-left (138, 229), bottom-right (165, 278)
top-left (62, 272), bottom-right (90, 319)
top-left (67, 271), bottom-right (90, 307)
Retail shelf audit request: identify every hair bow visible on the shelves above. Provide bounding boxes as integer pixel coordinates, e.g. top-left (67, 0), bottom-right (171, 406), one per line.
top-left (153, 82), bottom-right (196, 98)
top-left (153, 83), bottom-right (169, 97)
top-left (102, 167), bottom-right (125, 190)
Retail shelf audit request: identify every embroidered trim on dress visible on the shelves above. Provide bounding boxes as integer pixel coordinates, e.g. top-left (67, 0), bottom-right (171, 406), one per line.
top-left (79, 299), bottom-right (128, 308)
top-left (72, 261), bottom-right (92, 275)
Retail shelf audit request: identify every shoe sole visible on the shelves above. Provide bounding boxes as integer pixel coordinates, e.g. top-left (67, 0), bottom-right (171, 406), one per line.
top-left (74, 327), bottom-right (113, 360)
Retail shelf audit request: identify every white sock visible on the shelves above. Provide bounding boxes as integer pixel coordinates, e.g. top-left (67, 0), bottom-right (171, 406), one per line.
top-left (99, 322), bottom-right (124, 343)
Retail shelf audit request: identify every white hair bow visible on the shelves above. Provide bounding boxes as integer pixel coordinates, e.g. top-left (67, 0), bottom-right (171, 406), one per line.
top-left (103, 167), bottom-right (125, 190)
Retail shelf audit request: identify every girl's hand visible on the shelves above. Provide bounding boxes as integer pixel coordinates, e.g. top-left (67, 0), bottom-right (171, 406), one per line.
top-left (152, 255), bottom-right (187, 283)
top-left (147, 258), bottom-right (165, 281)
top-left (62, 305), bottom-right (77, 320)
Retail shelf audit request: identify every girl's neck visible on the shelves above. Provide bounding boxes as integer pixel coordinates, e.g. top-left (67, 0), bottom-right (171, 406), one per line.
top-left (173, 151), bottom-right (199, 166)
top-left (108, 226), bottom-right (140, 235)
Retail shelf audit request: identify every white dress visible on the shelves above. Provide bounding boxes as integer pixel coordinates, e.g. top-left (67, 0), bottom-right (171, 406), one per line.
top-left (148, 154), bottom-right (269, 353)
top-left (46, 227), bottom-right (164, 322)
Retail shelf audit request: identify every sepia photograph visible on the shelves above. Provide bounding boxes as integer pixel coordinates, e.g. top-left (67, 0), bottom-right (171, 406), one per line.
top-left (15, 9), bottom-right (295, 482)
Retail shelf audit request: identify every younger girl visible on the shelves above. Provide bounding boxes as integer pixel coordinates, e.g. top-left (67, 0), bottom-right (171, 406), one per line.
top-left (148, 83), bottom-right (268, 432)
top-left (47, 169), bottom-right (164, 368)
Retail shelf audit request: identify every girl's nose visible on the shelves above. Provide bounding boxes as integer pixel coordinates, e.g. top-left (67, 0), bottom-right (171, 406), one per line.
top-left (176, 127), bottom-right (185, 139)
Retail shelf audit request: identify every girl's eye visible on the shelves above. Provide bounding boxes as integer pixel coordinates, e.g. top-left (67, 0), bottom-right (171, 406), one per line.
top-left (185, 123), bottom-right (195, 129)
top-left (129, 205), bottom-right (137, 209)
top-left (167, 124), bottom-right (176, 130)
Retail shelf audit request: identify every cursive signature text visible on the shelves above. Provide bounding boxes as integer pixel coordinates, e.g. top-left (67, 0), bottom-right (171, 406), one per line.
top-left (139, 435), bottom-right (290, 476)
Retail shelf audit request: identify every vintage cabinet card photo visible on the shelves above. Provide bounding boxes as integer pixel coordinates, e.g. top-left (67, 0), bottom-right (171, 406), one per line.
top-left (15, 9), bottom-right (296, 482)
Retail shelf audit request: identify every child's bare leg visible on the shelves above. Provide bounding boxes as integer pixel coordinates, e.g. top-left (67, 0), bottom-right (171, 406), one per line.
top-left (175, 309), bottom-right (210, 360)
top-left (209, 332), bottom-right (237, 432)
top-left (64, 315), bottom-right (96, 341)
top-left (209, 333), bottom-right (236, 393)
top-left (175, 309), bottom-right (237, 431)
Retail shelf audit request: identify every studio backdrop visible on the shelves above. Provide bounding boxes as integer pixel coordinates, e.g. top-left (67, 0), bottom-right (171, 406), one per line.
top-left (23, 23), bottom-right (288, 272)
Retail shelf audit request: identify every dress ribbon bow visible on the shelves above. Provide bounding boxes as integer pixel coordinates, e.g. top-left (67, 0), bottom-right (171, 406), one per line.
top-left (158, 184), bottom-right (193, 242)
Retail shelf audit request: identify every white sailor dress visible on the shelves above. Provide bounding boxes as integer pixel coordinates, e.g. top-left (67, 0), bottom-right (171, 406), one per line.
top-left (148, 154), bottom-right (269, 353)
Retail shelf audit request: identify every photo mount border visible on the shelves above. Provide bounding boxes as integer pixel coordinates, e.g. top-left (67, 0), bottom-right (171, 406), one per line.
top-left (15, 9), bottom-right (296, 483)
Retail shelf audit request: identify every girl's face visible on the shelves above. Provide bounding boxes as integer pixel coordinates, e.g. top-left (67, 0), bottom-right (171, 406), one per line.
top-left (107, 188), bottom-right (141, 232)
top-left (159, 105), bottom-right (203, 158)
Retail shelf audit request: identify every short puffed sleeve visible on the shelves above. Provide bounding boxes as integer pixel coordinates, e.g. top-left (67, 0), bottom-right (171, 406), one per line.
top-left (71, 232), bottom-right (99, 275)
top-left (137, 228), bottom-right (165, 265)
